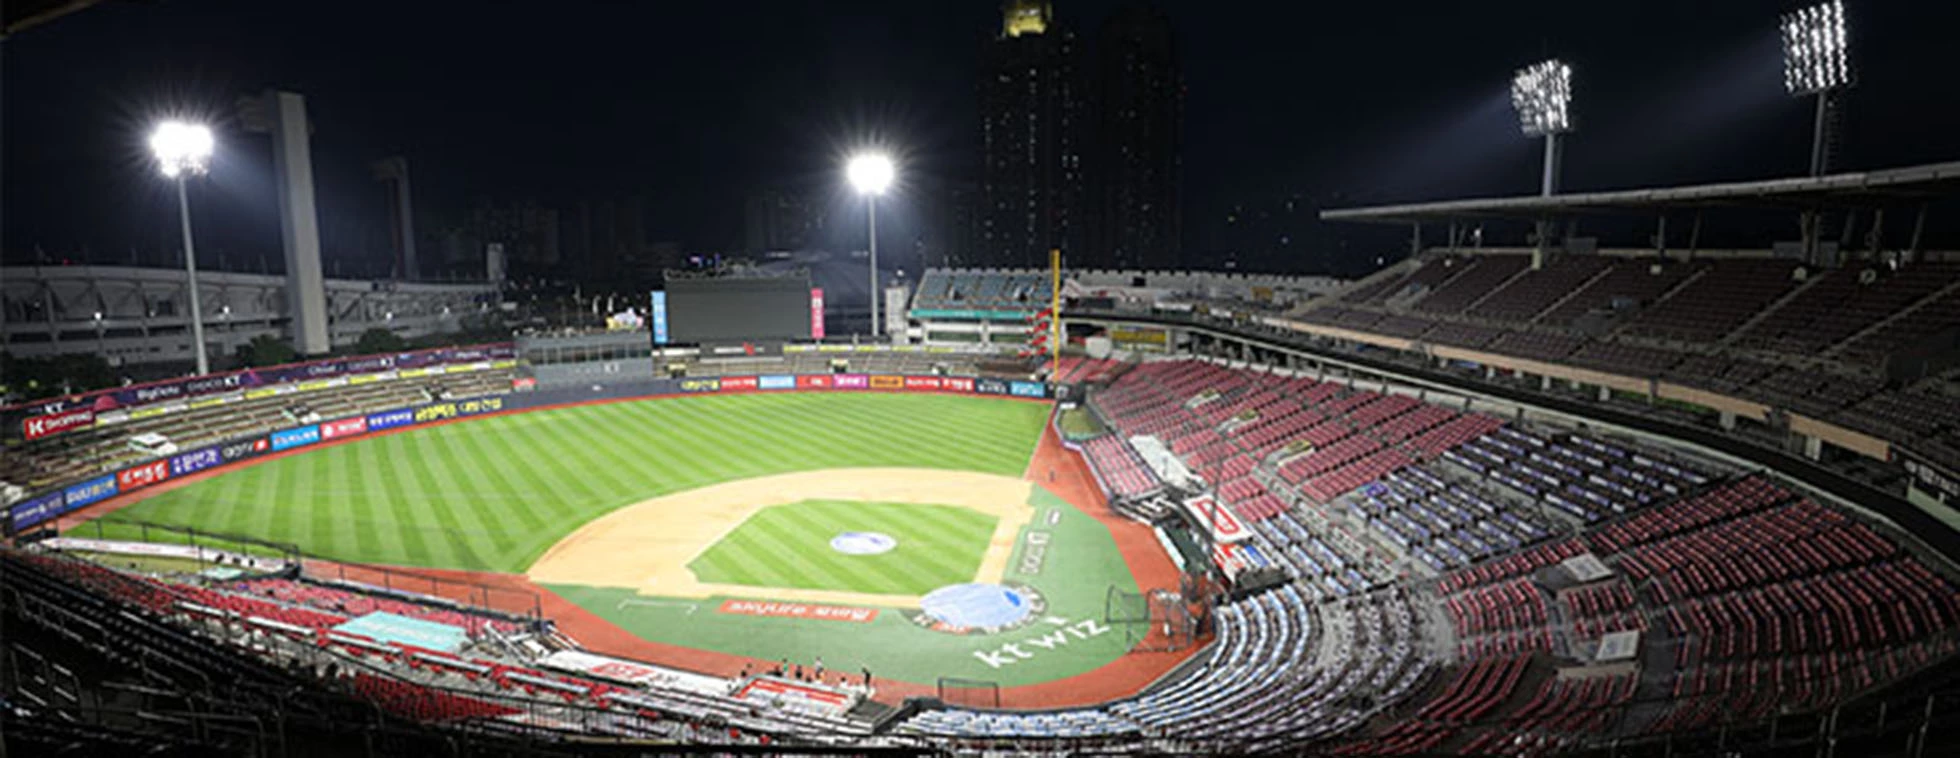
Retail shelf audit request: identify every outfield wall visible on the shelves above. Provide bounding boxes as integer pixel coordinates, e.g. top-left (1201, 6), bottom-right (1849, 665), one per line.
top-left (5, 374), bottom-right (1057, 537)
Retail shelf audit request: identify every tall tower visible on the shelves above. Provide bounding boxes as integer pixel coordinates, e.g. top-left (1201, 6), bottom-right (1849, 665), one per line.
top-left (980, 0), bottom-right (1085, 268)
top-left (1094, 2), bottom-right (1182, 270)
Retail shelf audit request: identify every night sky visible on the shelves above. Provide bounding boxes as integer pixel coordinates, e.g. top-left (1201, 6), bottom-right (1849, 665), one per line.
top-left (6, 0), bottom-right (1959, 276)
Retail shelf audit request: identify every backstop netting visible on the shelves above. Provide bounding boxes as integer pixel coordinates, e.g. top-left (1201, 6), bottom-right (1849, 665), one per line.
top-left (937, 677), bottom-right (1001, 709)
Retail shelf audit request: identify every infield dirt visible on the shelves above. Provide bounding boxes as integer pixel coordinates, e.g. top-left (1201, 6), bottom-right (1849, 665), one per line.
top-left (524, 468), bottom-right (1035, 607)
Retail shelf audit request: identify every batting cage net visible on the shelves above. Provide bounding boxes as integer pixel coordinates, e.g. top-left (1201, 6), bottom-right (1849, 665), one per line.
top-left (1106, 582), bottom-right (1208, 652)
top-left (937, 677), bottom-right (1001, 709)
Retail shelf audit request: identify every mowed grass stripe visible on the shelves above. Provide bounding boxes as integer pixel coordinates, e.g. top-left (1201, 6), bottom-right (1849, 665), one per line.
top-left (113, 394), bottom-right (1047, 571)
top-left (689, 500), bottom-right (998, 595)
top-left (763, 505), bottom-right (920, 594)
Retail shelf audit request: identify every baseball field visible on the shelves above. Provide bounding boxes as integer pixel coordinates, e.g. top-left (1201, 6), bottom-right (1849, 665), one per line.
top-left (93, 392), bottom-right (1169, 691)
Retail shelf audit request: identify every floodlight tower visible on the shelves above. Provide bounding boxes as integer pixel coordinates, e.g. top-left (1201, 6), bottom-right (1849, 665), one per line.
top-left (1511, 59), bottom-right (1573, 196)
top-left (1510, 59), bottom-right (1572, 268)
top-left (847, 153), bottom-right (895, 337)
top-left (1781, 0), bottom-right (1852, 177)
top-left (150, 121), bottom-right (215, 375)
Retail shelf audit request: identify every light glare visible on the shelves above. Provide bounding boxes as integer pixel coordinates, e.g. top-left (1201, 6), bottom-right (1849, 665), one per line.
top-left (1510, 59), bottom-right (1572, 136)
top-left (150, 121), bottom-right (215, 178)
top-left (1781, 1), bottom-right (1850, 95)
top-left (846, 153), bottom-right (895, 195)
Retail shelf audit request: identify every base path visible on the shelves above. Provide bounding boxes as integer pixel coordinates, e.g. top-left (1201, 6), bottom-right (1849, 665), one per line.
top-left (525, 468), bottom-right (1035, 608)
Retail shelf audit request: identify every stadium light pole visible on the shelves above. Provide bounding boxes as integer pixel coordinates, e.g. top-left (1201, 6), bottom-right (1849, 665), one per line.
top-left (151, 120), bottom-right (216, 375)
top-left (1510, 59), bottom-right (1573, 269)
top-left (847, 153), bottom-right (895, 338)
top-left (1781, 1), bottom-right (1852, 265)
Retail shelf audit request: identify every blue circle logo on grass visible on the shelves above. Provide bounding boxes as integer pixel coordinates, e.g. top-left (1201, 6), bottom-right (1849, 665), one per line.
top-left (909, 582), bottom-right (1046, 635)
top-left (830, 531), bottom-right (898, 555)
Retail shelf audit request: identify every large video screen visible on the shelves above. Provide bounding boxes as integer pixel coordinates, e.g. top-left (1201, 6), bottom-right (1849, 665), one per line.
top-left (664, 275), bottom-right (813, 343)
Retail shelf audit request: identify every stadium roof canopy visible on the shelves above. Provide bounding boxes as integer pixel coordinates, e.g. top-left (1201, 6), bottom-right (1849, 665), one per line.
top-left (1320, 160), bottom-right (1960, 224)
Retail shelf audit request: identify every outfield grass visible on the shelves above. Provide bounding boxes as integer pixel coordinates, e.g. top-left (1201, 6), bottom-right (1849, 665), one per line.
top-left (103, 393), bottom-right (1050, 572)
top-left (688, 499), bottom-right (996, 595)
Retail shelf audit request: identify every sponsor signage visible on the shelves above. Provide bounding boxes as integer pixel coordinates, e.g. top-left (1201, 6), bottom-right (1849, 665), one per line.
top-left (169, 446), bottom-right (223, 477)
top-left (870, 375), bottom-right (904, 390)
top-left (8, 492), bottom-right (65, 533)
top-left (457, 396), bottom-right (504, 416)
top-left (116, 460), bottom-right (171, 491)
top-left (270, 425), bottom-right (322, 451)
top-left (8, 492), bottom-right (64, 533)
top-left (721, 376), bottom-right (759, 391)
top-left (649, 291), bottom-right (670, 345)
top-left (1898, 447), bottom-right (1960, 502)
top-left (758, 375), bottom-right (796, 390)
top-left (1009, 381), bottom-right (1047, 399)
top-left (221, 437), bottom-right (271, 462)
top-left (718, 599), bottom-right (878, 623)
top-left (1180, 494), bottom-right (1249, 544)
top-left (512, 376), bottom-right (538, 391)
top-left (942, 377), bottom-right (975, 393)
top-left (976, 377), bottom-right (1009, 395)
top-left (679, 378), bottom-right (722, 393)
top-left (412, 396), bottom-right (507, 425)
top-left (366, 408), bottom-right (416, 432)
top-left (64, 475), bottom-right (118, 510)
top-left (809, 288), bottom-right (825, 339)
top-left (24, 407), bottom-right (94, 441)
top-left (321, 417), bottom-right (368, 440)
top-left (903, 376), bottom-right (942, 390)
top-left (796, 375), bottom-right (831, 389)
top-left (833, 374), bottom-right (869, 389)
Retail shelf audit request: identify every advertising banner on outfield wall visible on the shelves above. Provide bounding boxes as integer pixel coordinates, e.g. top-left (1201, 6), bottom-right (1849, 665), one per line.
top-left (833, 374), bottom-right (868, 389)
top-left (221, 437), bottom-right (271, 462)
top-left (169, 446), bottom-right (223, 477)
top-left (8, 491), bottom-right (65, 534)
top-left (678, 378), bottom-right (722, 393)
top-left (870, 375), bottom-right (904, 390)
top-left (903, 376), bottom-right (942, 390)
top-left (367, 408), bottom-right (416, 432)
top-left (942, 377), bottom-right (976, 393)
top-left (976, 378), bottom-right (1009, 396)
top-left (321, 417), bottom-right (368, 440)
top-left (759, 375), bottom-right (796, 390)
top-left (64, 475), bottom-right (118, 510)
top-left (270, 425), bottom-right (322, 451)
top-left (1010, 381), bottom-right (1047, 399)
top-left (721, 376), bottom-right (759, 391)
top-left (116, 460), bottom-right (171, 491)
top-left (796, 375), bottom-right (830, 389)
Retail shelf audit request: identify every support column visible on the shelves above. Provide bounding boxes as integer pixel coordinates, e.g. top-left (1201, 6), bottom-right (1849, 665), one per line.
top-left (269, 90), bottom-right (330, 356)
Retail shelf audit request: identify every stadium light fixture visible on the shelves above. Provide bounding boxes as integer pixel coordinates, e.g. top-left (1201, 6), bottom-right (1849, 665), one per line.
top-left (1781, 1), bottom-right (1850, 96)
top-left (846, 152), bottom-right (896, 337)
top-left (150, 120), bottom-right (215, 375)
top-left (1509, 59), bottom-right (1571, 200)
top-left (1780, 1), bottom-right (1852, 177)
top-left (1509, 59), bottom-right (1572, 138)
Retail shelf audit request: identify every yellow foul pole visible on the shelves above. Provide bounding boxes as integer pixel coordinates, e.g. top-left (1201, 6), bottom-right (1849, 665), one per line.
top-left (1049, 247), bottom-right (1062, 375)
